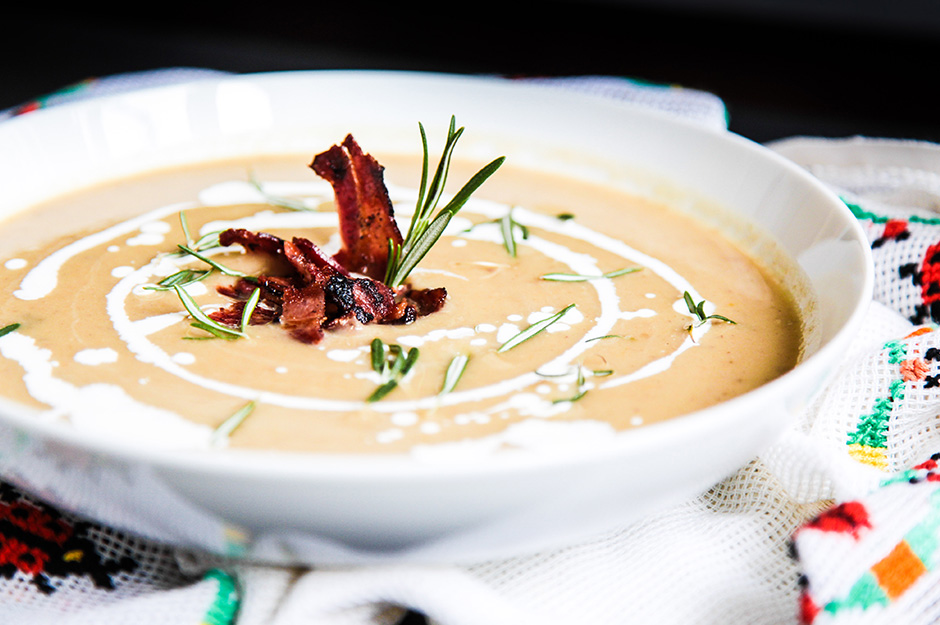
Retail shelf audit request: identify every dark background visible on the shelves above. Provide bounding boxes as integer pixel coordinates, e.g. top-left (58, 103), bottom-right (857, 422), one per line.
top-left (3, 1), bottom-right (940, 144)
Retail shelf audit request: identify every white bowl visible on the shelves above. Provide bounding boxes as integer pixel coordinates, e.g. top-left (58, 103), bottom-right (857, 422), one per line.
top-left (0, 71), bottom-right (872, 564)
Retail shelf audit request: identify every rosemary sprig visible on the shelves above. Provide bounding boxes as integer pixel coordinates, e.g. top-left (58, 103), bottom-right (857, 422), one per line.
top-left (683, 291), bottom-right (737, 330)
top-left (0, 323), bottom-right (20, 338)
top-left (248, 172), bottom-right (314, 211)
top-left (211, 400), bottom-right (257, 446)
top-left (540, 267), bottom-right (641, 282)
top-left (497, 304), bottom-right (576, 353)
top-left (384, 117), bottom-right (505, 288)
top-left (367, 339), bottom-right (420, 402)
top-left (173, 285), bottom-right (246, 340)
top-left (440, 354), bottom-right (470, 395)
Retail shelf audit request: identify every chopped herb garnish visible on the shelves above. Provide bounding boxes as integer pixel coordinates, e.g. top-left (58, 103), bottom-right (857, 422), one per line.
top-left (552, 367), bottom-right (588, 404)
top-left (585, 334), bottom-right (630, 342)
top-left (174, 211), bottom-right (223, 254)
top-left (185, 321), bottom-right (241, 341)
top-left (173, 285), bottom-right (246, 340)
top-left (239, 288), bottom-right (262, 333)
top-left (497, 304), bottom-right (576, 353)
top-left (0, 323), bottom-right (20, 338)
top-left (440, 354), bottom-right (470, 395)
top-left (592, 369), bottom-right (614, 377)
top-left (211, 400), bottom-right (256, 446)
top-left (180, 211), bottom-right (194, 247)
top-left (556, 212), bottom-right (576, 221)
top-left (683, 291), bottom-right (737, 331)
top-left (384, 116), bottom-right (505, 288)
top-left (144, 268), bottom-right (211, 291)
top-left (367, 339), bottom-right (420, 402)
top-left (189, 231), bottom-right (224, 253)
top-left (460, 209), bottom-right (528, 257)
top-left (498, 209), bottom-right (528, 257)
top-left (248, 172), bottom-right (314, 211)
top-left (177, 244), bottom-right (253, 279)
top-left (370, 338), bottom-right (386, 374)
top-left (540, 267), bottom-right (641, 282)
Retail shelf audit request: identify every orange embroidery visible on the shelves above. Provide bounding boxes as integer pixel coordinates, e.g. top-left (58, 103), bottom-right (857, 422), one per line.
top-left (904, 327), bottom-right (934, 339)
top-left (871, 540), bottom-right (927, 599)
top-left (900, 358), bottom-right (930, 381)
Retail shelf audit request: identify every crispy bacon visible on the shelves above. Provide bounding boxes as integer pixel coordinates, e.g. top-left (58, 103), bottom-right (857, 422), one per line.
top-left (205, 135), bottom-right (447, 343)
top-left (310, 135), bottom-right (403, 280)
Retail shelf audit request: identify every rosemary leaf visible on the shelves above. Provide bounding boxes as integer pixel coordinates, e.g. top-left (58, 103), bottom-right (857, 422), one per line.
top-left (239, 288), bottom-right (261, 333)
top-left (683, 291), bottom-right (737, 327)
top-left (178, 244), bottom-right (251, 278)
top-left (367, 379), bottom-right (400, 403)
top-left (144, 268), bottom-right (211, 291)
top-left (400, 347), bottom-right (420, 376)
top-left (585, 334), bottom-right (629, 342)
top-left (497, 304), bottom-right (576, 353)
top-left (708, 314), bottom-right (737, 324)
top-left (556, 212), bottom-right (576, 221)
top-left (179, 211), bottom-right (194, 247)
top-left (0, 323), bottom-right (20, 338)
top-left (440, 354), bottom-right (470, 395)
top-left (387, 208), bottom-right (457, 287)
top-left (248, 172), bottom-right (313, 211)
top-left (190, 231), bottom-right (223, 253)
top-left (541, 267), bottom-right (641, 282)
top-left (211, 401), bottom-right (257, 446)
top-left (552, 388), bottom-right (588, 404)
top-left (499, 211), bottom-right (517, 257)
top-left (370, 338), bottom-right (386, 374)
top-left (551, 367), bottom-right (588, 404)
top-left (173, 285), bottom-right (245, 339)
top-left (184, 321), bottom-right (241, 341)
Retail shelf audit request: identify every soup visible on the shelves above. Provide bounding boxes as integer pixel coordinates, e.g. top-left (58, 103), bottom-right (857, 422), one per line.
top-left (0, 144), bottom-right (803, 455)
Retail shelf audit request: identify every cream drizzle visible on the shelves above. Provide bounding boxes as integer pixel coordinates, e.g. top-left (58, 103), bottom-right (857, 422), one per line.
top-left (8, 177), bottom-right (714, 448)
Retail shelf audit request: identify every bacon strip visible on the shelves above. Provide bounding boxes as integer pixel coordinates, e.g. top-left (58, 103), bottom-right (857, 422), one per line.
top-left (310, 135), bottom-right (403, 280)
top-left (205, 135), bottom-right (447, 344)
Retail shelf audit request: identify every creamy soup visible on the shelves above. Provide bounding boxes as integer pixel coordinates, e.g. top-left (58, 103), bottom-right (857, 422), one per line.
top-left (0, 152), bottom-right (803, 455)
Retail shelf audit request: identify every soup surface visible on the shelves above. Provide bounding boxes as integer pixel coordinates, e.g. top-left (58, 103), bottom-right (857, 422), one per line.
top-left (0, 152), bottom-right (803, 455)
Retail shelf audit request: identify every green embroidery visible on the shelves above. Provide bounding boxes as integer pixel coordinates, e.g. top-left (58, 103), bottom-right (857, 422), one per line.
top-left (884, 340), bottom-right (908, 365)
top-left (847, 379), bottom-right (902, 448)
top-left (202, 569), bottom-right (240, 625)
top-left (844, 197), bottom-right (940, 226)
top-left (826, 571), bottom-right (889, 614)
top-left (905, 489), bottom-right (940, 565)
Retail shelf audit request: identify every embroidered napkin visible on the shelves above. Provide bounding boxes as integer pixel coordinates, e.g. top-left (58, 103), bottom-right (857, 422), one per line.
top-left (2, 70), bottom-right (938, 625)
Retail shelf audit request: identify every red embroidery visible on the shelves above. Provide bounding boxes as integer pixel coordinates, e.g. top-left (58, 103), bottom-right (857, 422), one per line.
top-left (0, 482), bottom-right (137, 594)
top-left (801, 502), bottom-right (872, 539)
